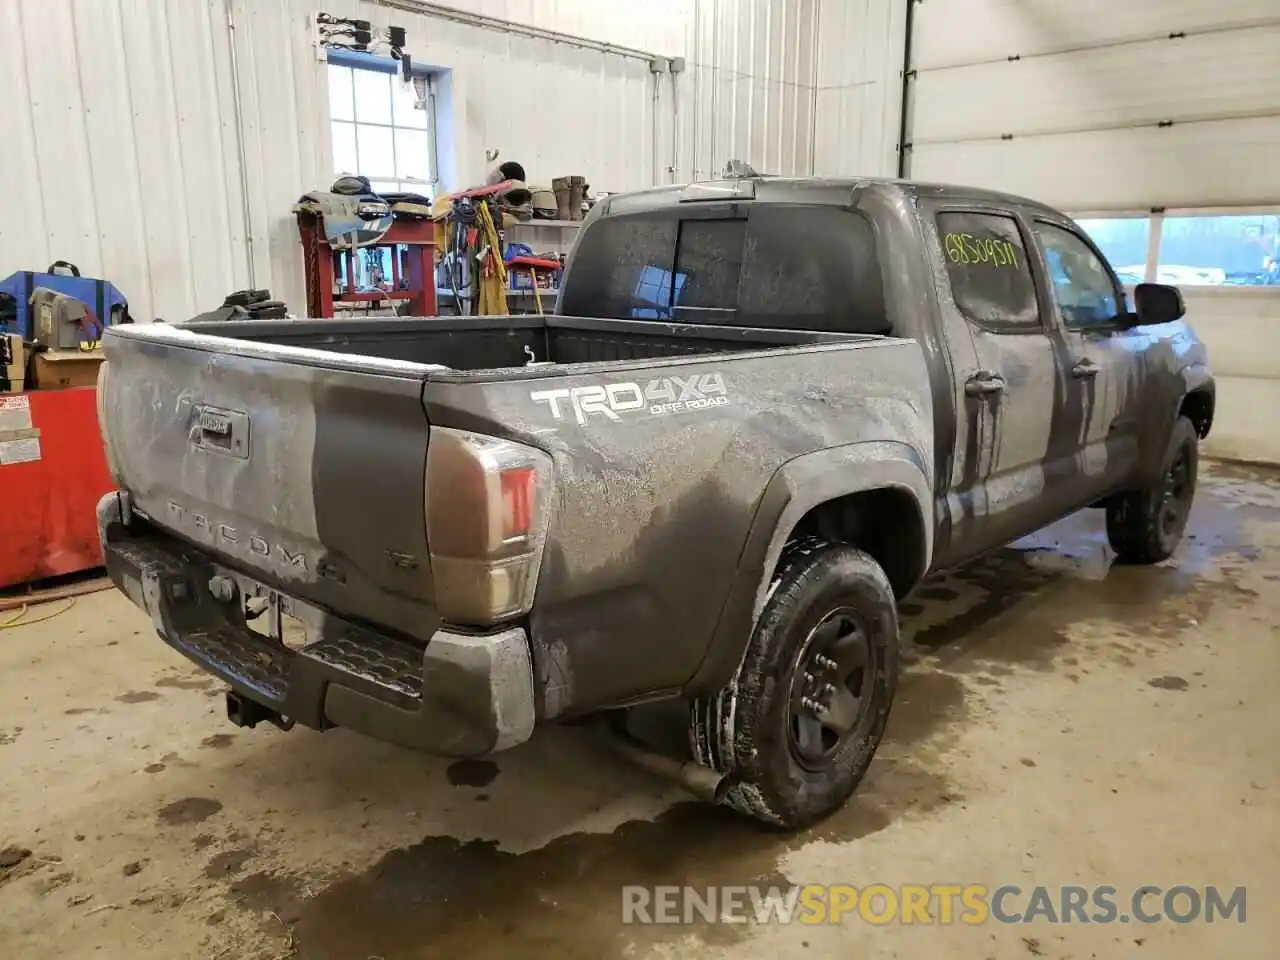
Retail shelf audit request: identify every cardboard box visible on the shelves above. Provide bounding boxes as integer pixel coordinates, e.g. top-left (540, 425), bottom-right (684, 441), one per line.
top-left (32, 350), bottom-right (105, 390)
top-left (2, 334), bottom-right (25, 394)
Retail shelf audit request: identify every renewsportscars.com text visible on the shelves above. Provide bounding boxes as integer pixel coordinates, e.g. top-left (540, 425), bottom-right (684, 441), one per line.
top-left (621, 884), bottom-right (1246, 926)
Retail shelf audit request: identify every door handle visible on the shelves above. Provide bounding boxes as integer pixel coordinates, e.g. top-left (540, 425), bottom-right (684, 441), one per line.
top-left (1071, 358), bottom-right (1100, 379)
top-left (965, 372), bottom-right (1006, 397)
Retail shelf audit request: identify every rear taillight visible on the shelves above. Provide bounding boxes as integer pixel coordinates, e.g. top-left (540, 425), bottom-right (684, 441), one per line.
top-left (500, 466), bottom-right (536, 540)
top-left (95, 360), bottom-right (122, 483)
top-left (425, 427), bottom-right (553, 625)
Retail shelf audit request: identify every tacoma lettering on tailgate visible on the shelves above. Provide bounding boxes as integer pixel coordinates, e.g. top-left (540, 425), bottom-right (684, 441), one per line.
top-left (531, 373), bottom-right (729, 425)
top-left (166, 501), bottom-right (308, 572)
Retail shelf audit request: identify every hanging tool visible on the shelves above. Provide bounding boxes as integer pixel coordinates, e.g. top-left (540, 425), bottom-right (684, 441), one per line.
top-left (443, 198), bottom-right (480, 313)
top-left (475, 200), bottom-right (509, 316)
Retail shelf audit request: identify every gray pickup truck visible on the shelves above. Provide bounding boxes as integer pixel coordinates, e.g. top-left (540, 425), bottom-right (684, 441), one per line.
top-left (96, 176), bottom-right (1212, 828)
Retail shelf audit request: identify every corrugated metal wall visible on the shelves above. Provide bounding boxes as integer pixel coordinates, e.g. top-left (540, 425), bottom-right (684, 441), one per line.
top-left (0, 0), bottom-right (250, 325)
top-left (683, 0), bottom-right (820, 182)
top-left (812, 0), bottom-right (906, 179)
top-left (0, 0), bottom-right (823, 323)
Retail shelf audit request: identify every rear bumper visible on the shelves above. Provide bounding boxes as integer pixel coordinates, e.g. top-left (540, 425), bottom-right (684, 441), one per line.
top-left (96, 491), bottom-right (536, 757)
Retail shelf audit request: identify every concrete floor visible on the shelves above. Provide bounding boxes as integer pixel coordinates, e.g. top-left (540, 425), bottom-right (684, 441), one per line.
top-left (1, 461), bottom-right (1277, 959)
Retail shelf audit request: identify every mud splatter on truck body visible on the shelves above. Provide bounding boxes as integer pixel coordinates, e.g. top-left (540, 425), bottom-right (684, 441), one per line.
top-left (94, 176), bottom-right (1212, 796)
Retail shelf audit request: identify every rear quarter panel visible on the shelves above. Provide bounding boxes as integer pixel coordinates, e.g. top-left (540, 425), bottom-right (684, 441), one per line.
top-left (423, 339), bottom-right (934, 716)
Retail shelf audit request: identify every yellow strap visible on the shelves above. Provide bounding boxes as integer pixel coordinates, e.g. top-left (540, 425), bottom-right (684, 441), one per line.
top-left (476, 204), bottom-right (507, 284)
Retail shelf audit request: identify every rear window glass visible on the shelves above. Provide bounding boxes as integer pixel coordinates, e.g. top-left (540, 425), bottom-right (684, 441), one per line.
top-left (559, 214), bottom-right (677, 320)
top-left (674, 219), bottom-right (746, 311)
top-left (738, 207), bottom-right (887, 334)
top-left (560, 206), bottom-right (889, 335)
top-left (936, 211), bottom-right (1040, 331)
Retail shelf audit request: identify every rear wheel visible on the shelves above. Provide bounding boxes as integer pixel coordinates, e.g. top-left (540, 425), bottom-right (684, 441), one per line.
top-left (690, 540), bottom-right (898, 829)
top-left (1106, 416), bottom-right (1199, 564)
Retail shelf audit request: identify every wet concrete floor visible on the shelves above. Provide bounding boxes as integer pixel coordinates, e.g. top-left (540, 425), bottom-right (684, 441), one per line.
top-left (1, 462), bottom-right (1277, 958)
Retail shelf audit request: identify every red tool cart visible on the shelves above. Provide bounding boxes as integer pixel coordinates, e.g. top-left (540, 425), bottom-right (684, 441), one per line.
top-left (0, 388), bottom-right (115, 589)
top-left (297, 212), bottom-right (438, 318)
top-left (505, 254), bottom-right (563, 313)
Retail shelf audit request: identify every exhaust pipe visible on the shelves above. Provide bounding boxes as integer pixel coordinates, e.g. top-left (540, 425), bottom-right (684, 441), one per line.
top-left (606, 727), bottom-right (731, 804)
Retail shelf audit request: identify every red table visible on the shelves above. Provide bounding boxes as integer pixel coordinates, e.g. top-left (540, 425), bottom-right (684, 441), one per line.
top-left (297, 213), bottom-right (438, 318)
top-left (0, 388), bottom-right (115, 589)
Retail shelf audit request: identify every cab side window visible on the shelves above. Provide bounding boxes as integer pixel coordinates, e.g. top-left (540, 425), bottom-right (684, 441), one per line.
top-left (936, 212), bottom-right (1040, 333)
top-left (1033, 222), bottom-right (1120, 329)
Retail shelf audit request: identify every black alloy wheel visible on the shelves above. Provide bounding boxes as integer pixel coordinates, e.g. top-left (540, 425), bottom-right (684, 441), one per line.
top-left (787, 608), bottom-right (876, 771)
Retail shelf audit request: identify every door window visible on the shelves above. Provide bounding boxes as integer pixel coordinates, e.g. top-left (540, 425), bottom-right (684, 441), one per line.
top-left (1033, 222), bottom-right (1121, 329)
top-left (936, 212), bottom-right (1040, 332)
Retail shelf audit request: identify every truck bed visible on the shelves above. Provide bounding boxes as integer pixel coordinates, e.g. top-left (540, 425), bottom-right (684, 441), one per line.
top-left (178, 314), bottom-right (868, 373)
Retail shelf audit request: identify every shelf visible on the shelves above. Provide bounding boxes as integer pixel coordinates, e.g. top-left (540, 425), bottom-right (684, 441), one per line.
top-left (335, 292), bottom-right (413, 302)
top-left (505, 219), bottom-right (581, 229)
top-left (435, 288), bottom-right (558, 298)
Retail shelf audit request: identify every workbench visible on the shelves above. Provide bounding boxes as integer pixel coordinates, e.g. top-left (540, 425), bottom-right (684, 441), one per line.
top-left (296, 212), bottom-right (438, 318)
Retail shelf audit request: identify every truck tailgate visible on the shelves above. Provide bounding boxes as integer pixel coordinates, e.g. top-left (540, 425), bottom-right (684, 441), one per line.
top-left (99, 326), bottom-right (439, 639)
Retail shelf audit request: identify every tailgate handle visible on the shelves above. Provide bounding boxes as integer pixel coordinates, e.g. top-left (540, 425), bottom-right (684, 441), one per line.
top-left (191, 406), bottom-right (250, 459)
top-left (199, 410), bottom-right (233, 436)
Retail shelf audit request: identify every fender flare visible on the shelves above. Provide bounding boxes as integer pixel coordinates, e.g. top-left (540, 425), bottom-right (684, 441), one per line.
top-left (1137, 363), bottom-right (1214, 488)
top-left (1182, 364), bottom-right (1214, 427)
top-left (687, 440), bottom-right (933, 694)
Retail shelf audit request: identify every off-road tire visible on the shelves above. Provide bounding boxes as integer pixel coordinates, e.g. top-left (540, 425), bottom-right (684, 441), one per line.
top-left (1106, 415), bottom-right (1199, 564)
top-left (690, 539), bottom-right (898, 829)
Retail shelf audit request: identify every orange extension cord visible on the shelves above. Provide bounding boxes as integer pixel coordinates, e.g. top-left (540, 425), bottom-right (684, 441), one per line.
top-left (0, 576), bottom-right (113, 629)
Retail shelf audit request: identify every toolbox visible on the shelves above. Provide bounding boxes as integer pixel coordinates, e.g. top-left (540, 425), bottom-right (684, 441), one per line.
top-left (0, 387), bottom-right (115, 588)
top-left (0, 263), bottom-right (130, 339)
top-left (30, 287), bottom-right (103, 349)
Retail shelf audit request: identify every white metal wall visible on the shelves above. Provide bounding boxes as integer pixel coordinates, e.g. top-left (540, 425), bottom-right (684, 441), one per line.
top-left (682, 0), bottom-right (819, 182)
top-left (904, 0), bottom-right (1280, 464)
top-left (0, 0), bottom-right (249, 327)
top-left (0, 0), bottom-right (820, 323)
top-left (812, 0), bottom-right (907, 179)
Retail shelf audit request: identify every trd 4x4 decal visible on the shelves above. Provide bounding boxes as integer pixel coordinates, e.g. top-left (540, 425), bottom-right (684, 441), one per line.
top-left (531, 373), bottom-right (729, 424)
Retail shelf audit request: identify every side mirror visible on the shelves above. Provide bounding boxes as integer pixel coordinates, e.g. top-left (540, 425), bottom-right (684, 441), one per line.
top-left (1133, 282), bottom-right (1185, 326)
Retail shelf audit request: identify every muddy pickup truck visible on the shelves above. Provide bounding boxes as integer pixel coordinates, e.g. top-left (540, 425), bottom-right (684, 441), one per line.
top-left (96, 176), bottom-right (1213, 828)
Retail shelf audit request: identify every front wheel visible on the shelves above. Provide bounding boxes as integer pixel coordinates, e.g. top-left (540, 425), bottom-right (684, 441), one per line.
top-left (1106, 415), bottom-right (1199, 564)
top-left (690, 540), bottom-right (898, 829)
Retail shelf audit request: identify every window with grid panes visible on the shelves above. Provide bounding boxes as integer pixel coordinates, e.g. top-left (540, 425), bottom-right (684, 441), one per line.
top-left (328, 63), bottom-right (436, 197)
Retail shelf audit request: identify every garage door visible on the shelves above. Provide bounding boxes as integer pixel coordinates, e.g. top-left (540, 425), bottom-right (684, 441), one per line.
top-left (904, 0), bottom-right (1280, 462)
